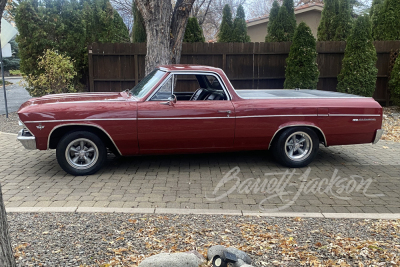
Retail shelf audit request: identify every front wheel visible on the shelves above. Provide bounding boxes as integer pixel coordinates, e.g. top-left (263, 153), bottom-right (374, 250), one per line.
top-left (271, 127), bottom-right (319, 168)
top-left (56, 131), bottom-right (106, 176)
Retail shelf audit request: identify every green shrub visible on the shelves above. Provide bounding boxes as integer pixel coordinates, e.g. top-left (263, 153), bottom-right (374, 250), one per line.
top-left (337, 16), bottom-right (378, 97)
top-left (15, 0), bottom-right (129, 88)
top-left (317, 0), bottom-right (339, 41)
top-left (3, 40), bottom-right (20, 71)
top-left (284, 22), bottom-right (319, 89)
top-left (282, 0), bottom-right (296, 40)
top-left (266, 6), bottom-right (290, 42)
top-left (389, 55), bottom-right (400, 105)
top-left (265, 1), bottom-right (280, 42)
top-left (132, 1), bottom-right (146, 43)
top-left (232, 5), bottom-right (250, 43)
top-left (25, 49), bottom-right (77, 97)
top-left (184, 17), bottom-right (205, 43)
top-left (9, 70), bottom-right (22, 76)
top-left (217, 4), bottom-right (234, 42)
top-left (333, 0), bottom-right (352, 41)
top-left (371, 0), bottom-right (400, 40)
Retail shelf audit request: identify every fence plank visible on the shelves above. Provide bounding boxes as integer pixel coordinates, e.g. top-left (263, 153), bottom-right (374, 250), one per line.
top-left (88, 41), bottom-right (400, 104)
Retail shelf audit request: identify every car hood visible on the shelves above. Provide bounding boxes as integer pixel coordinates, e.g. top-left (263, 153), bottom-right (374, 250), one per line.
top-left (18, 92), bottom-right (135, 110)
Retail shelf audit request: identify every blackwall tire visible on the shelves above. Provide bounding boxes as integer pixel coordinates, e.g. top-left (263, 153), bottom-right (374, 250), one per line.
top-left (56, 131), bottom-right (106, 176)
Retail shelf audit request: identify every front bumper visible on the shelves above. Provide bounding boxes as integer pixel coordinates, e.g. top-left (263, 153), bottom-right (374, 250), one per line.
top-left (17, 129), bottom-right (37, 149)
top-left (372, 129), bottom-right (384, 144)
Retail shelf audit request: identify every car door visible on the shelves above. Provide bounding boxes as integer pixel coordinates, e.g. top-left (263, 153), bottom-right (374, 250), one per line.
top-left (137, 73), bottom-right (235, 152)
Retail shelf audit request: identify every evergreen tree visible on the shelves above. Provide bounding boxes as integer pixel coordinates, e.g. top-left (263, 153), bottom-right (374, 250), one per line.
top-left (15, 0), bottom-right (130, 92)
top-left (333, 0), bottom-right (352, 41)
top-left (317, 0), bottom-right (339, 41)
top-left (132, 1), bottom-right (146, 43)
top-left (370, 0), bottom-right (383, 39)
top-left (372, 0), bottom-right (400, 40)
top-left (232, 4), bottom-right (250, 42)
top-left (284, 22), bottom-right (319, 89)
top-left (389, 55), bottom-right (400, 105)
top-left (337, 16), bottom-right (378, 97)
top-left (267, 6), bottom-right (295, 42)
top-left (183, 17), bottom-right (205, 42)
top-left (265, 0), bottom-right (280, 42)
top-left (217, 4), bottom-right (233, 42)
top-left (282, 0), bottom-right (296, 37)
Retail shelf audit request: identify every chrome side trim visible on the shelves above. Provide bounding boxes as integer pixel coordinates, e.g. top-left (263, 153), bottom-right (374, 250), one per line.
top-left (17, 129), bottom-right (37, 150)
top-left (40, 100), bottom-right (128, 105)
top-left (138, 116), bottom-right (233, 120)
top-left (236, 114), bottom-right (318, 118)
top-left (329, 114), bottom-right (380, 117)
top-left (47, 124), bottom-right (122, 156)
top-left (25, 118), bottom-right (137, 124)
top-left (373, 129), bottom-right (384, 144)
top-left (268, 124), bottom-right (328, 149)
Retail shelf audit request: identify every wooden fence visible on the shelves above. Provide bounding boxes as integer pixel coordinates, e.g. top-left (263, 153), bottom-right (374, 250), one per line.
top-left (88, 41), bottom-right (400, 105)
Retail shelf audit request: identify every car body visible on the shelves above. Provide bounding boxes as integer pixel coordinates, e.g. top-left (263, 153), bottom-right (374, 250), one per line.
top-left (17, 65), bottom-right (383, 175)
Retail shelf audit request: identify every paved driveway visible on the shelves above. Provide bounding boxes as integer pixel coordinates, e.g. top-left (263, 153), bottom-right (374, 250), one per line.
top-left (1, 132), bottom-right (399, 213)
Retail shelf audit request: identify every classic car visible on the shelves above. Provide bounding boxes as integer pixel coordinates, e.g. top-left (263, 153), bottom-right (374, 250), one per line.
top-left (17, 65), bottom-right (383, 176)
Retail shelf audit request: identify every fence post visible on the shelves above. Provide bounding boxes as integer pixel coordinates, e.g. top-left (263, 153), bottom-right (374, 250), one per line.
top-left (88, 46), bottom-right (94, 92)
top-left (134, 54), bottom-right (139, 86)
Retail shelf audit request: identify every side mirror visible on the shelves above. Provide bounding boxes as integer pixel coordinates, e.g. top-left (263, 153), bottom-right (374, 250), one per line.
top-left (160, 94), bottom-right (177, 106)
top-left (168, 94), bottom-right (177, 104)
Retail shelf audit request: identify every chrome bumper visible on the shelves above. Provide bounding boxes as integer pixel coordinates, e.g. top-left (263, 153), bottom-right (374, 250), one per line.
top-left (373, 129), bottom-right (384, 144)
top-left (17, 129), bottom-right (37, 150)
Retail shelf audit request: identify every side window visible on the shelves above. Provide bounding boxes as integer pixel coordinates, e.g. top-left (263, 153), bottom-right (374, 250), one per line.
top-left (151, 76), bottom-right (173, 100)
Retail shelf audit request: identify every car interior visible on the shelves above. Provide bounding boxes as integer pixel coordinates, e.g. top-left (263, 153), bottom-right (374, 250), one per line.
top-left (151, 74), bottom-right (228, 101)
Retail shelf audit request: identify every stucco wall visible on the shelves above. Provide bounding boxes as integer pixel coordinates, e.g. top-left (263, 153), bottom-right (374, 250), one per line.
top-left (247, 10), bottom-right (322, 42)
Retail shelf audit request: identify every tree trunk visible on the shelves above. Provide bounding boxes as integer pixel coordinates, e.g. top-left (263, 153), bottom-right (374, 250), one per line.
top-left (0, 0), bottom-right (17, 265)
top-left (136, 0), bottom-right (195, 75)
top-left (0, 185), bottom-right (15, 267)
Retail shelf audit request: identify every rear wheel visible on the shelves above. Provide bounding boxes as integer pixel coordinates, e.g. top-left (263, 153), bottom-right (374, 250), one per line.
top-left (56, 131), bottom-right (106, 176)
top-left (272, 127), bottom-right (319, 168)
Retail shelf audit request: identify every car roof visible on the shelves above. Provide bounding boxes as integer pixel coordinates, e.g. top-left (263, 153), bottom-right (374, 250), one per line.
top-left (157, 64), bottom-right (222, 72)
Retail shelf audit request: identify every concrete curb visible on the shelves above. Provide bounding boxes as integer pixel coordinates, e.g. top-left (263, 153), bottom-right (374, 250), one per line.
top-left (5, 207), bottom-right (400, 219)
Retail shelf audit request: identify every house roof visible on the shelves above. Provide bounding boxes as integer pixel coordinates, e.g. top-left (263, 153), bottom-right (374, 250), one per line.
top-left (246, 3), bottom-right (324, 27)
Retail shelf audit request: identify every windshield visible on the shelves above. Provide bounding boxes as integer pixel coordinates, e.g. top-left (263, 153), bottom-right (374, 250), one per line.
top-left (130, 69), bottom-right (166, 98)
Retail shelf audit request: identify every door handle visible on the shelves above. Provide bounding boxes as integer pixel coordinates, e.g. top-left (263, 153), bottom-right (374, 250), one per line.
top-left (218, 110), bottom-right (232, 117)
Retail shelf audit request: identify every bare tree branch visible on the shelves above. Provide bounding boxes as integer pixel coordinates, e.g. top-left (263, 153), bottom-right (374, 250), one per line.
top-left (170, 0), bottom-right (196, 63)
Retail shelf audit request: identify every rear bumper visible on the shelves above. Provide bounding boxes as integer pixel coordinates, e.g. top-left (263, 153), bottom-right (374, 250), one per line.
top-left (372, 129), bottom-right (383, 144)
top-left (17, 129), bottom-right (37, 150)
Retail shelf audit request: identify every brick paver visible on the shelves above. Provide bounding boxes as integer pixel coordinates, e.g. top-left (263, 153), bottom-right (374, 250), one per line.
top-left (1, 131), bottom-right (400, 213)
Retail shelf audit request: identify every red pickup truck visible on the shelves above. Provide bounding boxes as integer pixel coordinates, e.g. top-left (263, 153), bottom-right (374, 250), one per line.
top-left (17, 65), bottom-right (383, 176)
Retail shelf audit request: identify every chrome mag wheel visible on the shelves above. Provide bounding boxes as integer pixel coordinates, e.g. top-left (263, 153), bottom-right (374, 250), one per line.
top-left (65, 138), bottom-right (99, 170)
top-left (284, 131), bottom-right (312, 162)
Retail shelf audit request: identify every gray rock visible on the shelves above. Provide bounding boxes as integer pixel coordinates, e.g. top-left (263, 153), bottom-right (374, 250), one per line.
top-left (233, 259), bottom-right (254, 267)
top-left (233, 259), bottom-right (245, 267)
top-left (185, 250), bottom-right (206, 263)
top-left (207, 245), bottom-right (226, 261)
top-left (138, 252), bottom-right (202, 267)
top-left (226, 247), bottom-right (252, 264)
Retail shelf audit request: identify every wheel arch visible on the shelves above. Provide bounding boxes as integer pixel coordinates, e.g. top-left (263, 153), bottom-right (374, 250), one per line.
top-left (268, 124), bottom-right (327, 149)
top-left (48, 124), bottom-right (121, 155)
